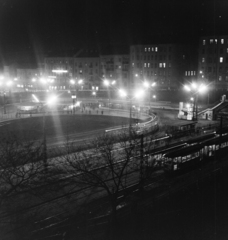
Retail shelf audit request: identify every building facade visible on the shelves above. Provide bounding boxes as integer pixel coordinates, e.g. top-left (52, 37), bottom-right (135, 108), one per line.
top-left (73, 50), bottom-right (100, 89)
top-left (44, 57), bottom-right (74, 90)
top-left (130, 44), bottom-right (196, 89)
top-left (100, 54), bottom-right (129, 88)
top-left (0, 42), bottom-right (201, 93)
top-left (198, 36), bottom-right (228, 89)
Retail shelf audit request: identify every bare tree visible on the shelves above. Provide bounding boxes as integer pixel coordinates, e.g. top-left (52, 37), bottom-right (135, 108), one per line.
top-left (0, 134), bottom-right (46, 239)
top-left (53, 130), bottom-right (142, 226)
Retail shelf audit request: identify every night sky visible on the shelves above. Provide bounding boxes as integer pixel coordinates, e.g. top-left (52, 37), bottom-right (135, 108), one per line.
top-left (0, 0), bottom-right (227, 67)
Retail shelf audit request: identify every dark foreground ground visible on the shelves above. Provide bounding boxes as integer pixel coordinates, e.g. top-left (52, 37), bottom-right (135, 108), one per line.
top-left (71, 153), bottom-right (228, 240)
top-left (117, 156), bottom-right (228, 240)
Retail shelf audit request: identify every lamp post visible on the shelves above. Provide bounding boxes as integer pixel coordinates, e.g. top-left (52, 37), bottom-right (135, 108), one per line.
top-left (143, 81), bottom-right (156, 110)
top-left (184, 82), bottom-right (207, 122)
top-left (92, 86), bottom-right (99, 100)
top-left (42, 108), bottom-right (47, 171)
top-left (104, 79), bottom-right (116, 114)
top-left (70, 79), bottom-right (83, 114)
top-left (119, 88), bottom-right (145, 134)
top-left (42, 95), bottom-right (58, 172)
top-left (0, 79), bottom-right (14, 115)
top-left (71, 94), bottom-right (76, 114)
top-left (3, 92), bottom-right (6, 114)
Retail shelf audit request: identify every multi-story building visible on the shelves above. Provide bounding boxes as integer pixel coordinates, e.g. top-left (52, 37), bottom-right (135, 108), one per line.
top-left (44, 50), bottom-right (130, 90)
top-left (130, 44), bottom-right (196, 89)
top-left (100, 54), bottom-right (130, 88)
top-left (44, 57), bottom-right (74, 90)
top-left (16, 68), bottom-right (41, 91)
top-left (198, 36), bottom-right (228, 89)
top-left (182, 45), bottom-right (198, 84)
top-left (73, 50), bottom-right (100, 89)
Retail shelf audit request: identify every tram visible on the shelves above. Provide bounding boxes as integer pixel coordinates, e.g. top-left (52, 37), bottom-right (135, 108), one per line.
top-left (162, 134), bottom-right (228, 173)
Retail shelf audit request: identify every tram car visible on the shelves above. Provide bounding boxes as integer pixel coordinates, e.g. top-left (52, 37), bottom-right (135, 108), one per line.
top-left (144, 133), bottom-right (216, 169)
top-left (145, 142), bottom-right (187, 169)
top-left (162, 134), bottom-right (228, 173)
top-left (185, 132), bottom-right (216, 145)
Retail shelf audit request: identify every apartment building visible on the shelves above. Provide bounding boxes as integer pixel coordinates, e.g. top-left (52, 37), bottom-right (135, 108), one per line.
top-left (130, 44), bottom-right (196, 89)
top-left (100, 54), bottom-right (129, 88)
top-left (198, 36), bottom-right (228, 89)
top-left (44, 57), bottom-right (74, 90)
top-left (73, 50), bottom-right (100, 89)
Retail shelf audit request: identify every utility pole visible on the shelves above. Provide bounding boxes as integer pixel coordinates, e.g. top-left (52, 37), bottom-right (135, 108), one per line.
top-left (129, 98), bottom-right (132, 136)
top-left (3, 92), bottom-right (6, 114)
top-left (219, 114), bottom-right (223, 149)
top-left (72, 95), bottom-right (76, 114)
top-left (43, 110), bottom-right (48, 172)
top-left (192, 93), bottom-right (199, 122)
top-left (140, 134), bottom-right (144, 195)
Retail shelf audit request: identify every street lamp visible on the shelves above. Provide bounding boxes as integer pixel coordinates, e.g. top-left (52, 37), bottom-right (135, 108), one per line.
top-left (3, 92), bottom-right (6, 114)
top-left (103, 79), bottom-right (116, 112)
top-left (70, 79), bottom-right (83, 114)
top-left (0, 79), bottom-right (14, 114)
top-left (143, 81), bottom-right (156, 109)
top-left (184, 82), bottom-right (208, 121)
top-left (71, 94), bottom-right (76, 113)
top-left (119, 88), bottom-right (145, 133)
top-left (42, 95), bottom-right (58, 171)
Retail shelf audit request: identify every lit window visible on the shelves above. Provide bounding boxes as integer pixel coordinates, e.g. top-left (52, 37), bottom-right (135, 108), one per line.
top-left (159, 63), bottom-right (162, 68)
top-left (188, 71), bottom-right (190, 76)
top-left (210, 39), bottom-right (213, 44)
top-left (219, 76), bottom-right (222, 81)
top-left (163, 63), bottom-right (166, 68)
top-left (152, 47), bottom-right (154, 51)
top-left (203, 40), bottom-right (206, 45)
top-left (155, 47), bottom-right (158, 52)
top-left (148, 63), bottom-right (150, 67)
top-left (148, 48), bottom-right (150, 52)
top-left (145, 48), bottom-right (147, 52)
top-left (144, 63), bottom-right (147, 67)
top-left (191, 71), bottom-right (193, 76)
top-left (221, 39), bottom-right (224, 44)
top-left (202, 58), bottom-right (205, 62)
top-left (185, 71), bottom-right (187, 76)
top-left (215, 39), bottom-right (217, 44)
top-left (220, 57), bottom-right (223, 63)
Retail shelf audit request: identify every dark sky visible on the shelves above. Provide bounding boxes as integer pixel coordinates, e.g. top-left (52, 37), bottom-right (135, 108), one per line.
top-left (0, 0), bottom-right (227, 67)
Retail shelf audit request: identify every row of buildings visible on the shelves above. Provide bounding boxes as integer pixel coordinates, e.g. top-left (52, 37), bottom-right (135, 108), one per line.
top-left (1, 36), bottom-right (228, 92)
